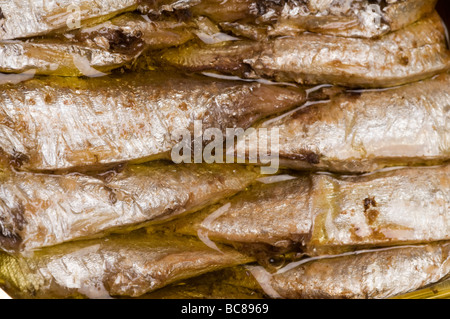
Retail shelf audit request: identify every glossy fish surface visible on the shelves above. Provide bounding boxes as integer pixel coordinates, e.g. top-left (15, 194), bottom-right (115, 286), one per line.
top-left (72, 12), bottom-right (196, 51)
top-left (248, 12), bottom-right (450, 87)
top-left (264, 0), bottom-right (438, 39)
top-left (188, 0), bottom-right (437, 39)
top-left (162, 13), bottom-right (450, 87)
top-left (240, 73), bottom-right (450, 173)
top-left (165, 165), bottom-right (449, 254)
top-left (0, 0), bottom-right (143, 40)
top-left (0, 72), bottom-right (304, 172)
top-left (0, 161), bottom-right (258, 253)
top-left (0, 232), bottom-right (253, 298)
top-left (254, 243), bottom-right (450, 299)
top-left (0, 39), bottom-right (138, 76)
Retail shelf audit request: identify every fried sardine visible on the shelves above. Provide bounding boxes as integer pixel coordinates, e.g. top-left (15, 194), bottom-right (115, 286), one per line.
top-left (0, 72), bottom-right (304, 171)
top-left (0, 232), bottom-right (253, 298)
top-left (163, 165), bottom-right (449, 255)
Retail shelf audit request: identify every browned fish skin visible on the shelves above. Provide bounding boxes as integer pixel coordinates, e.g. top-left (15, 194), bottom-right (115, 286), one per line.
top-left (0, 162), bottom-right (258, 253)
top-left (189, 0), bottom-right (437, 39)
top-left (160, 40), bottom-right (261, 76)
top-left (268, 0), bottom-right (438, 39)
top-left (262, 243), bottom-right (450, 299)
top-left (71, 12), bottom-right (196, 51)
top-left (165, 165), bottom-right (449, 254)
top-left (0, 39), bottom-right (139, 76)
top-left (140, 267), bottom-right (266, 299)
top-left (248, 13), bottom-right (450, 87)
top-left (0, 232), bottom-right (253, 298)
top-left (243, 73), bottom-right (450, 173)
top-left (0, 72), bottom-right (304, 172)
top-left (0, 0), bottom-right (143, 40)
top-left (160, 13), bottom-right (450, 87)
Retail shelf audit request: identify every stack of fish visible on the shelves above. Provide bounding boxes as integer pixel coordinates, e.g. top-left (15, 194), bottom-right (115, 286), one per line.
top-left (0, 0), bottom-right (449, 299)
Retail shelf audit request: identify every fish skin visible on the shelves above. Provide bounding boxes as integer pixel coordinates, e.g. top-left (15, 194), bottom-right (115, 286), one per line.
top-left (0, 161), bottom-right (258, 253)
top-left (160, 13), bottom-right (450, 87)
top-left (166, 165), bottom-right (449, 254)
top-left (0, 232), bottom-right (253, 298)
top-left (0, 12), bottom-right (198, 77)
top-left (72, 12), bottom-right (196, 51)
top-left (262, 243), bottom-right (450, 299)
top-left (248, 12), bottom-right (450, 87)
top-left (0, 39), bottom-right (139, 76)
top-left (240, 73), bottom-right (450, 173)
top-left (0, 72), bottom-right (305, 172)
top-left (0, 0), bottom-right (143, 40)
top-left (141, 267), bottom-right (266, 299)
top-left (267, 0), bottom-right (438, 39)
top-left (187, 0), bottom-right (436, 39)
top-left (160, 40), bottom-right (261, 76)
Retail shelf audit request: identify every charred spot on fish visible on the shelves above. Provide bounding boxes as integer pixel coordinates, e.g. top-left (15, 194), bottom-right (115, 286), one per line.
top-left (10, 150), bottom-right (29, 168)
top-left (366, 209), bottom-right (380, 225)
top-left (363, 196), bottom-right (377, 212)
top-left (398, 55), bottom-right (409, 66)
top-left (0, 8), bottom-right (4, 20)
top-left (97, 29), bottom-right (145, 56)
top-left (44, 94), bottom-right (53, 104)
top-left (178, 102), bottom-right (188, 111)
top-left (283, 151), bottom-right (320, 164)
top-left (305, 152), bottom-right (320, 164)
top-left (0, 232), bottom-right (22, 252)
top-left (174, 9), bottom-right (192, 22)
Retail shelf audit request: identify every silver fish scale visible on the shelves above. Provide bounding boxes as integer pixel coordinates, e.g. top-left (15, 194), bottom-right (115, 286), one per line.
top-left (0, 0), bottom-right (141, 40)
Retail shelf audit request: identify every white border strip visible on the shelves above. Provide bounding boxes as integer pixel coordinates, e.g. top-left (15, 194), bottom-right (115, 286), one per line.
top-left (0, 288), bottom-right (11, 299)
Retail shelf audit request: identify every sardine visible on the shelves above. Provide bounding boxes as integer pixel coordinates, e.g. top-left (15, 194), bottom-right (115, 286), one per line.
top-left (161, 13), bottom-right (450, 87)
top-left (71, 12), bottom-right (196, 51)
top-left (238, 73), bottom-right (450, 173)
top-left (163, 165), bottom-right (449, 255)
top-left (250, 243), bottom-right (450, 299)
top-left (0, 161), bottom-right (257, 253)
top-left (0, 39), bottom-right (139, 76)
top-left (141, 267), bottom-right (266, 299)
top-left (265, 0), bottom-right (438, 39)
top-left (0, 72), bottom-right (305, 172)
top-left (159, 40), bottom-right (261, 75)
top-left (0, 0), bottom-right (143, 40)
top-left (248, 12), bottom-right (450, 87)
top-left (0, 232), bottom-right (253, 298)
top-left (189, 0), bottom-right (437, 39)
top-left (0, 10), bottom-right (207, 76)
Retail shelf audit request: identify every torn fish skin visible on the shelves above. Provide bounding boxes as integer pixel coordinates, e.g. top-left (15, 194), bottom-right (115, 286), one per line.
top-left (239, 72), bottom-right (450, 174)
top-left (0, 72), bottom-right (305, 172)
top-left (70, 12), bottom-right (196, 52)
top-left (0, 232), bottom-right (253, 298)
top-left (0, 0), bottom-right (144, 40)
top-left (165, 165), bottom-right (449, 255)
top-left (248, 12), bottom-right (450, 88)
top-left (0, 161), bottom-right (258, 254)
top-left (262, 243), bottom-right (450, 299)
